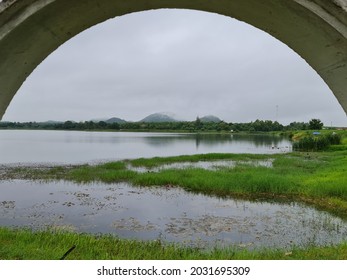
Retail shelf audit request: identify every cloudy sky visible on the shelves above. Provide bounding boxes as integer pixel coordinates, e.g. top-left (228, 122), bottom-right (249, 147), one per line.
top-left (2, 9), bottom-right (347, 126)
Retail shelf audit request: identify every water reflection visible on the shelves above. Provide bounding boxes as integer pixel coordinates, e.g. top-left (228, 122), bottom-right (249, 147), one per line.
top-left (0, 130), bottom-right (292, 164)
top-left (141, 133), bottom-right (288, 148)
top-left (1, 180), bottom-right (346, 249)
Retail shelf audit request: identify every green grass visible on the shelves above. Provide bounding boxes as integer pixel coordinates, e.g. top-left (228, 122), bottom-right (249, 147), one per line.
top-left (1, 227), bottom-right (347, 260)
top-left (118, 152), bottom-right (341, 216)
top-left (66, 163), bottom-right (136, 183)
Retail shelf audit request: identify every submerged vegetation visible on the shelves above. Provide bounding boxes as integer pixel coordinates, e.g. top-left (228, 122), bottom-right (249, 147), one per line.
top-left (1, 129), bottom-right (347, 260)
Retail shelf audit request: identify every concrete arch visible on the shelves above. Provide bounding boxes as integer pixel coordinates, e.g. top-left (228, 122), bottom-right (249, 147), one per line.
top-left (0, 0), bottom-right (346, 120)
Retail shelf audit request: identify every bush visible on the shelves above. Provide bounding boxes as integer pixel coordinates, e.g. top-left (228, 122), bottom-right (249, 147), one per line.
top-left (325, 133), bottom-right (342, 145)
top-left (293, 133), bottom-right (341, 151)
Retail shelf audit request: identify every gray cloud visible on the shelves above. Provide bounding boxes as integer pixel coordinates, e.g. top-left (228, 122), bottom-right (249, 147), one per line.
top-left (3, 9), bottom-right (347, 126)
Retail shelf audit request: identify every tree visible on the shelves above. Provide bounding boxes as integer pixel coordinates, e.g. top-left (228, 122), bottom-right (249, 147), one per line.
top-left (98, 121), bottom-right (107, 128)
top-left (217, 121), bottom-right (231, 131)
top-left (287, 122), bottom-right (308, 130)
top-left (63, 120), bottom-right (75, 130)
top-left (308, 119), bottom-right (323, 130)
top-left (195, 117), bottom-right (202, 130)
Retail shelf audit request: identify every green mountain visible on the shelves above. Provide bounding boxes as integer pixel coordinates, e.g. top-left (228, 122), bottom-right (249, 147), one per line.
top-left (140, 113), bottom-right (179, 123)
top-left (200, 115), bottom-right (222, 123)
top-left (42, 120), bottom-right (63, 124)
top-left (105, 117), bottom-right (127, 124)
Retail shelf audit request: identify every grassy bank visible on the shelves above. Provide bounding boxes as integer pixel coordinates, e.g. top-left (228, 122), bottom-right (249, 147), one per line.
top-left (1, 227), bottom-right (347, 260)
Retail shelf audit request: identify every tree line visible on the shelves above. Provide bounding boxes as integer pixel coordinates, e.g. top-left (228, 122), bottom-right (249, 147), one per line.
top-left (0, 118), bottom-right (324, 132)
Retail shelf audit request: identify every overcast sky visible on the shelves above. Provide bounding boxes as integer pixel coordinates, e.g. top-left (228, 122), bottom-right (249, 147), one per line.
top-left (2, 9), bottom-right (347, 126)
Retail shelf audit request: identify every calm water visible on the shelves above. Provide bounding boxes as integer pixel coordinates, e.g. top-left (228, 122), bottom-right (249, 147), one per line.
top-left (0, 130), bottom-right (291, 164)
top-left (1, 180), bottom-right (346, 249)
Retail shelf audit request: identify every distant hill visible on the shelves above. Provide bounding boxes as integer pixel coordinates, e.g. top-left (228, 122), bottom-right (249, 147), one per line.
top-left (140, 113), bottom-right (179, 123)
top-left (105, 117), bottom-right (127, 124)
top-left (200, 115), bottom-right (222, 123)
top-left (90, 118), bottom-right (108, 122)
top-left (42, 120), bottom-right (63, 124)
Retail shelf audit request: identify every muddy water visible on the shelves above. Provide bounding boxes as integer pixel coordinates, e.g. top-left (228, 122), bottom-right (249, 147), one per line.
top-left (1, 180), bottom-right (346, 249)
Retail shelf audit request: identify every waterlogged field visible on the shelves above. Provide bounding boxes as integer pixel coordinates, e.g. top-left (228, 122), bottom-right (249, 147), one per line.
top-left (1, 131), bottom-right (347, 260)
top-left (3, 150), bottom-right (347, 211)
top-left (1, 180), bottom-right (347, 250)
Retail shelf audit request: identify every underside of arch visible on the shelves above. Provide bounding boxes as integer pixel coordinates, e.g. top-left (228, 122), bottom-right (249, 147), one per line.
top-left (0, 0), bottom-right (346, 119)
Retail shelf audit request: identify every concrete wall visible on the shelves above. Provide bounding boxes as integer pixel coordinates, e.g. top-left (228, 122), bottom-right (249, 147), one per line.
top-left (0, 0), bottom-right (346, 119)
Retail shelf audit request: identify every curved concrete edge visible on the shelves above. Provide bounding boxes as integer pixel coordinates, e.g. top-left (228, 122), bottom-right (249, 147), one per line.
top-left (294, 0), bottom-right (347, 38)
top-left (0, 0), bottom-right (55, 41)
top-left (334, 0), bottom-right (347, 12)
top-left (0, 0), bottom-right (346, 120)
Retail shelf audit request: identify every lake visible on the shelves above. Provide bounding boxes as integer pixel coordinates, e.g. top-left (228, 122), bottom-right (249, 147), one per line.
top-left (0, 130), bottom-right (291, 165)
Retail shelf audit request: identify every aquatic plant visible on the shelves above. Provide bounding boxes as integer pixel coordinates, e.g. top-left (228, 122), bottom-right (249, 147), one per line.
top-left (292, 133), bottom-right (342, 151)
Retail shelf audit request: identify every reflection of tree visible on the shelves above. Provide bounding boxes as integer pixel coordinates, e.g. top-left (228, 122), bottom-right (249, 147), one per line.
top-left (142, 133), bottom-right (235, 147)
top-left (141, 133), bottom-right (289, 149)
top-left (194, 134), bottom-right (233, 146)
top-left (195, 134), bottom-right (201, 149)
top-left (232, 134), bottom-right (284, 147)
top-left (142, 134), bottom-right (188, 147)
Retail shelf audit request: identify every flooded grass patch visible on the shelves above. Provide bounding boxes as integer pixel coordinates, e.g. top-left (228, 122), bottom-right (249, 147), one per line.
top-left (1, 150), bottom-right (347, 215)
top-left (129, 153), bottom-right (272, 168)
top-left (127, 159), bottom-right (273, 173)
top-left (1, 180), bottom-right (347, 252)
